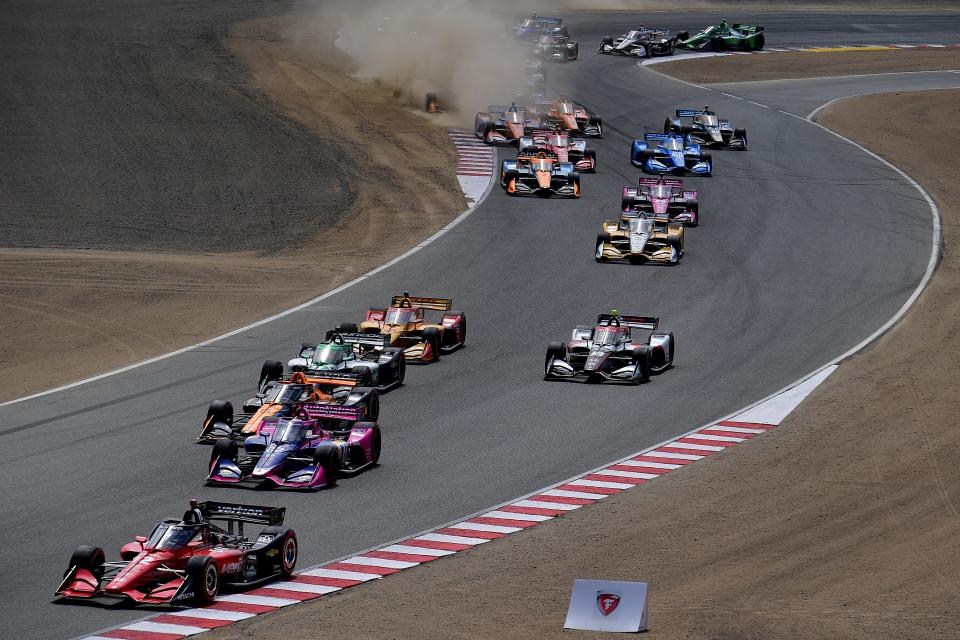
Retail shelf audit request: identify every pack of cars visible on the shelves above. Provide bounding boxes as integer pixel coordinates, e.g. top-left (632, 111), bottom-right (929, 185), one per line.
top-left (598, 26), bottom-right (678, 58)
top-left (598, 18), bottom-right (764, 59)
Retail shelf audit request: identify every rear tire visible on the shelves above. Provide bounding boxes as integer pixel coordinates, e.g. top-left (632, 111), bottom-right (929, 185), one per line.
top-left (66, 545), bottom-right (105, 579)
top-left (350, 367), bottom-right (374, 388)
top-left (339, 322), bottom-right (359, 333)
top-left (313, 445), bottom-right (341, 487)
top-left (186, 556), bottom-right (219, 604)
top-left (677, 31), bottom-right (689, 42)
top-left (663, 118), bottom-right (674, 134)
top-left (261, 527), bottom-right (298, 578)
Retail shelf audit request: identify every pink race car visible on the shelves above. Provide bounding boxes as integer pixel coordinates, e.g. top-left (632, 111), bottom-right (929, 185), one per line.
top-left (518, 128), bottom-right (597, 172)
top-left (207, 402), bottom-right (380, 490)
top-left (621, 176), bottom-right (699, 226)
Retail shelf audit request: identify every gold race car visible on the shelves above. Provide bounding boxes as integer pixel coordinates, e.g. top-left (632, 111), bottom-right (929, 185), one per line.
top-left (595, 210), bottom-right (684, 265)
top-left (344, 293), bottom-right (466, 363)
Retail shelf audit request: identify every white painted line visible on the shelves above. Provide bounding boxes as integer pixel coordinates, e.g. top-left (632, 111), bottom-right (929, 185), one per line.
top-left (703, 425), bottom-right (766, 435)
top-left (303, 567), bottom-right (383, 581)
top-left (618, 459), bottom-right (681, 469)
top-left (263, 581), bottom-right (342, 595)
top-left (685, 433), bottom-right (745, 443)
top-left (569, 478), bottom-right (635, 490)
top-left (747, 100), bottom-right (770, 109)
top-left (453, 521), bottom-right (523, 534)
top-left (732, 365), bottom-right (837, 425)
top-left (541, 489), bottom-right (608, 500)
top-left (662, 441), bottom-right (725, 452)
top-left (895, 44), bottom-right (916, 48)
top-left (166, 609), bottom-right (255, 621)
top-left (380, 544), bottom-right (457, 557)
top-left (511, 499), bottom-right (581, 511)
top-left (345, 555), bottom-right (419, 569)
top-left (482, 510), bottom-right (553, 522)
top-left (217, 593), bottom-right (299, 607)
top-left (415, 532), bottom-right (490, 545)
top-left (720, 92), bottom-right (743, 99)
top-left (120, 621), bottom-right (208, 636)
top-left (592, 469), bottom-right (659, 480)
top-left (645, 450), bottom-right (704, 461)
top-left (927, 44), bottom-right (946, 47)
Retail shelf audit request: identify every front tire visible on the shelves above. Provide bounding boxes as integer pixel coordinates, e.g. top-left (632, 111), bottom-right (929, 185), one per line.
top-left (422, 327), bottom-right (442, 361)
top-left (66, 545), bottom-right (105, 580)
top-left (631, 347), bottom-right (652, 384)
top-left (545, 342), bottom-right (566, 378)
top-left (313, 445), bottom-right (341, 488)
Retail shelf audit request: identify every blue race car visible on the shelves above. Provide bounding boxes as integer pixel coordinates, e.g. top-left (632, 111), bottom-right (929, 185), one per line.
top-left (514, 14), bottom-right (566, 41)
top-left (630, 133), bottom-right (712, 176)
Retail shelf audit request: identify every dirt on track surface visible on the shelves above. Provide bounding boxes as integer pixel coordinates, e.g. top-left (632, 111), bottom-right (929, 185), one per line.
top-left (202, 90), bottom-right (960, 640)
top-left (655, 48), bottom-right (960, 84)
top-left (0, 14), bottom-right (463, 402)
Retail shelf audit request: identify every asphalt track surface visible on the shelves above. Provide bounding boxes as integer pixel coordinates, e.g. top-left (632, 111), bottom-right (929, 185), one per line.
top-left (1, 9), bottom-right (957, 640)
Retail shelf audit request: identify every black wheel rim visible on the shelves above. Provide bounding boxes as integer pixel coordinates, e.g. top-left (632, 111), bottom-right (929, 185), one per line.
top-left (205, 565), bottom-right (218, 595)
top-left (283, 537), bottom-right (297, 570)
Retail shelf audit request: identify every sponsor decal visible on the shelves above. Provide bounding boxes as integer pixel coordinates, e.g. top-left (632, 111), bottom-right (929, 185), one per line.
top-left (597, 593), bottom-right (620, 617)
top-left (221, 560), bottom-right (243, 575)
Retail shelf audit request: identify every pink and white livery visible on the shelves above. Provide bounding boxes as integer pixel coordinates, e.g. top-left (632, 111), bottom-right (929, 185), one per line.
top-left (622, 176), bottom-right (699, 226)
top-left (519, 128), bottom-right (597, 172)
top-left (207, 402), bottom-right (381, 490)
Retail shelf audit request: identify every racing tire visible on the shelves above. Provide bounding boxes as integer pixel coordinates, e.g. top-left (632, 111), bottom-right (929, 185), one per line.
top-left (313, 445), bottom-right (341, 488)
top-left (369, 424), bottom-right (382, 465)
top-left (595, 232), bottom-right (611, 262)
top-left (637, 150), bottom-right (652, 172)
top-left (734, 128), bottom-right (748, 150)
top-left (186, 556), bottom-right (219, 604)
top-left (583, 149), bottom-right (597, 172)
top-left (442, 312), bottom-right (466, 351)
top-left (259, 360), bottom-right (284, 387)
top-left (503, 169), bottom-right (520, 195)
top-left (677, 31), bottom-right (689, 42)
top-left (754, 33), bottom-right (765, 50)
top-left (211, 438), bottom-right (238, 467)
top-left (339, 322), bottom-right (359, 333)
top-left (568, 172), bottom-right (582, 199)
top-left (353, 387), bottom-right (379, 421)
top-left (206, 400), bottom-right (234, 429)
top-left (663, 118), bottom-right (675, 134)
top-left (422, 327), bottom-right (442, 361)
top-left (396, 351), bottom-right (406, 385)
top-left (667, 39), bottom-right (676, 55)
top-left (665, 331), bottom-right (676, 367)
top-left (568, 42), bottom-right (579, 60)
top-left (66, 545), bottom-right (105, 580)
top-left (642, 42), bottom-right (652, 58)
top-left (631, 347), bottom-right (652, 384)
top-left (424, 92), bottom-right (439, 113)
top-left (261, 527), bottom-right (298, 578)
top-left (545, 342), bottom-right (567, 378)
top-left (710, 36), bottom-right (725, 52)
top-left (686, 200), bottom-right (700, 226)
top-left (680, 125), bottom-right (693, 135)
top-left (350, 367), bottom-right (374, 388)
top-left (701, 153), bottom-right (713, 176)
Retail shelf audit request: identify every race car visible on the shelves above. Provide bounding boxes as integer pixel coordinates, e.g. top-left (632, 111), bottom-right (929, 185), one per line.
top-left (664, 106), bottom-right (747, 150)
top-left (207, 403), bottom-right (380, 490)
top-left (631, 133), bottom-right (712, 176)
top-left (544, 312), bottom-right (675, 384)
top-left (531, 95), bottom-right (602, 138)
top-left (514, 14), bottom-right (566, 41)
top-left (533, 31), bottom-right (579, 62)
top-left (500, 148), bottom-right (581, 198)
top-left (288, 330), bottom-right (405, 391)
top-left (595, 210), bottom-right (684, 265)
top-left (196, 370), bottom-right (379, 444)
top-left (355, 292), bottom-right (466, 363)
top-left (519, 128), bottom-right (596, 172)
top-left (475, 104), bottom-right (534, 145)
top-left (597, 26), bottom-right (677, 58)
top-left (622, 177), bottom-right (699, 225)
top-left (676, 19), bottom-right (765, 51)
top-left (56, 501), bottom-right (297, 606)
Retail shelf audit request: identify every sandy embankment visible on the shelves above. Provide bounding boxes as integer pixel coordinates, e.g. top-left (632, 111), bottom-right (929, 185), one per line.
top-left (0, 16), bottom-right (464, 402)
top-left (203, 80), bottom-right (960, 640)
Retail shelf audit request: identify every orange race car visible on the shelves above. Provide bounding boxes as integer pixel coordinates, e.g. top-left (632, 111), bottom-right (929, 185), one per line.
top-left (196, 370), bottom-right (378, 444)
top-left (531, 94), bottom-right (603, 138)
top-left (342, 293), bottom-right (466, 363)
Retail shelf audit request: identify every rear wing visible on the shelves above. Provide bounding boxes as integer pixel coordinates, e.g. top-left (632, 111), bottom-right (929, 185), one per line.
top-left (489, 105), bottom-right (521, 115)
top-left (390, 293), bottom-right (452, 311)
top-left (518, 147), bottom-right (560, 160)
top-left (644, 132), bottom-right (676, 142)
top-left (299, 402), bottom-right (365, 422)
top-left (323, 331), bottom-right (391, 349)
top-left (199, 501), bottom-right (285, 526)
top-left (282, 370), bottom-right (361, 387)
top-left (637, 177), bottom-right (683, 188)
top-left (676, 109), bottom-right (715, 118)
top-left (597, 314), bottom-right (659, 331)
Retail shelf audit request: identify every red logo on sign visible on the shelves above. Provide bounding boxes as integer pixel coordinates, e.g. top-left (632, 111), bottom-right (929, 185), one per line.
top-left (597, 593), bottom-right (620, 617)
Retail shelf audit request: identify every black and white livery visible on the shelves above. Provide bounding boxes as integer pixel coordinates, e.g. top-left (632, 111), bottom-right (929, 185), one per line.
top-left (544, 313), bottom-right (675, 384)
top-left (533, 31), bottom-right (579, 62)
top-left (664, 107), bottom-right (747, 150)
top-left (598, 27), bottom-right (677, 58)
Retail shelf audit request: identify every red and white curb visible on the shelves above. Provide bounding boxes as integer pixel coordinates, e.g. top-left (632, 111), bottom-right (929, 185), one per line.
top-left (77, 365), bottom-right (837, 640)
top-left (448, 129), bottom-right (494, 208)
top-left (642, 42), bottom-right (960, 66)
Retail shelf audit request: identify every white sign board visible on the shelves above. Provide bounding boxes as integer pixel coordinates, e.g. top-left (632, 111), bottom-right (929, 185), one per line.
top-left (564, 579), bottom-right (648, 633)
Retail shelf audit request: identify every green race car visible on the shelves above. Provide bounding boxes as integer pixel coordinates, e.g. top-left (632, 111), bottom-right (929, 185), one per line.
top-left (676, 19), bottom-right (764, 51)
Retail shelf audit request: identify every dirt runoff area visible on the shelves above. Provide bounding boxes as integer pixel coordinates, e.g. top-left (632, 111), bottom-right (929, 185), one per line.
top-left (203, 93), bottom-right (960, 638)
top-left (0, 15), bottom-right (464, 402)
top-left (657, 47), bottom-right (960, 84)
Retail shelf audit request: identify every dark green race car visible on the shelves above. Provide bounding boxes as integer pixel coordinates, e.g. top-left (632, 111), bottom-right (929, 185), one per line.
top-left (676, 19), bottom-right (764, 51)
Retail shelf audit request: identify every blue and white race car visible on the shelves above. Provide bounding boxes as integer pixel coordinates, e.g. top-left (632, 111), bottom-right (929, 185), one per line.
top-left (514, 14), bottom-right (565, 41)
top-left (630, 133), bottom-right (712, 176)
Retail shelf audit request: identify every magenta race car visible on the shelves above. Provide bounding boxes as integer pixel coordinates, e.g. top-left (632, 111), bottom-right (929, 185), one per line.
top-left (621, 176), bottom-right (699, 226)
top-left (207, 402), bottom-right (380, 490)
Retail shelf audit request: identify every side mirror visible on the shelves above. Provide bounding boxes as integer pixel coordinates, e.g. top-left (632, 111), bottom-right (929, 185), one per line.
top-left (135, 536), bottom-right (147, 544)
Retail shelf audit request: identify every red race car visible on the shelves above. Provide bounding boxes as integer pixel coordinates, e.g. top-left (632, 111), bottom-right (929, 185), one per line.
top-left (56, 501), bottom-right (297, 606)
